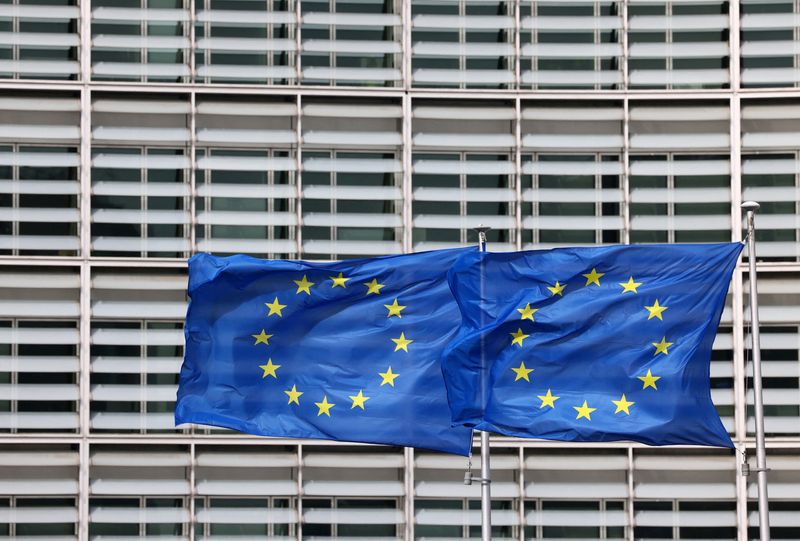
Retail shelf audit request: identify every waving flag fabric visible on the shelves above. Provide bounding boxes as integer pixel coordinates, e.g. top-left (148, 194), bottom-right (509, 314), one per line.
top-left (175, 248), bottom-right (474, 456)
top-left (442, 243), bottom-right (743, 448)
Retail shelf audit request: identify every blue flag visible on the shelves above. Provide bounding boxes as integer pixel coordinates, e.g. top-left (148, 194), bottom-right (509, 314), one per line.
top-left (442, 243), bottom-right (743, 448)
top-left (175, 248), bottom-right (474, 456)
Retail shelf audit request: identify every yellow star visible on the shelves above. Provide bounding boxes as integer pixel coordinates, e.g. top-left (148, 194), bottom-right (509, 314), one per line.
top-left (384, 298), bottom-right (406, 318)
top-left (391, 332), bottom-right (413, 352)
top-left (620, 276), bottom-right (642, 294)
top-left (379, 366), bottom-right (399, 387)
top-left (582, 268), bottom-right (605, 287)
top-left (294, 275), bottom-right (314, 295)
top-left (645, 299), bottom-right (668, 321)
top-left (574, 400), bottom-right (597, 421)
top-left (364, 278), bottom-right (385, 295)
top-left (652, 336), bottom-right (673, 356)
top-left (349, 389), bottom-right (370, 410)
top-left (511, 360), bottom-right (534, 382)
top-left (638, 369), bottom-right (661, 390)
top-left (537, 389), bottom-right (559, 409)
top-left (612, 394), bottom-right (635, 415)
top-left (265, 297), bottom-right (286, 317)
top-left (284, 384), bottom-right (303, 405)
top-left (258, 358), bottom-right (280, 379)
top-left (330, 272), bottom-right (350, 288)
top-left (252, 329), bottom-right (273, 345)
top-left (510, 328), bottom-right (529, 347)
top-left (547, 281), bottom-right (566, 296)
top-left (315, 395), bottom-right (335, 417)
top-left (517, 303), bottom-right (539, 321)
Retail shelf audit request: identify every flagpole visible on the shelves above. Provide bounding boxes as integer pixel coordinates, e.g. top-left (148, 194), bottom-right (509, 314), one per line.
top-left (742, 201), bottom-right (770, 541)
top-left (474, 225), bottom-right (492, 541)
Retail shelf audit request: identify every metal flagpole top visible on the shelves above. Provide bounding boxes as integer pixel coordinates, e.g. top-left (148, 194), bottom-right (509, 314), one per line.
top-left (742, 201), bottom-right (761, 212)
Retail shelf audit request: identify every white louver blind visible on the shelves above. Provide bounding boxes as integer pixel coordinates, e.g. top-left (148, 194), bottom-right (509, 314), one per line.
top-left (196, 0), bottom-right (297, 84)
top-left (0, 447), bottom-right (79, 496)
top-left (741, 102), bottom-right (800, 260)
top-left (0, 145), bottom-right (80, 256)
top-left (415, 451), bottom-right (519, 536)
top-left (741, 1), bottom-right (800, 88)
top-left (627, 1), bottom-right (729, 89)
top-left (91, 96), bottom-right (191, 258)
top-left (196, 99), bottom-right (297, 257)
top-left (0, 268), bottom-right (80, 433)
top-left (521, 1), bottom-right (623, 90)
top-left (90, 269), bottom-right (186, 433)
top-left (521, 103), bottom-right (623, 248)
top-left (629, 102), bottom-right (730, 151)
top-left (629, 154), bottom-right (731, 243)
top-left (0, 2), bottom-right (80, 80)
top-left (302, 102), bottom-right (402, 258)
top-left (0, 95), bottom-right (80, 144)
top-left (711, 328), bottom-right (735, 433)
top-left (411, 0), bottom-right (515, 88)
top-left (412, 104), bottom-right (515, 252)
top-left (89, 445), bottom-right (189, 536)
top-left (525, 451), bottom-right (627, 500)
top-left (633, 452), bottom-right (736, 500)
top-left (743, 273), bottom-right (800, 437)
top-left (301, 0), bottom-right (401, 85)
top-left (91, 2), bottom-right (190, 83)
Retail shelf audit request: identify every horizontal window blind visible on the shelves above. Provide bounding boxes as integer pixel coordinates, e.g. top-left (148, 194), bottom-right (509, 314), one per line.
top-left (628, 2), bottom-right (729, 89)
top-left (91, 2), bottom-right (190, 83)
top-left (521, 1), bottom-right (623, 90)
top-left (90, 269), bottom-right (185, 433)
top-left (411, 0), bottom-right (514, 88)
top-left (629, 154), bottom-right (731, 244)
top-left (196, 0), bottom-right (297, 85)
top-left (301, 0), bottom-right (401, 86)
top-left (0, 2), bottom-right (80, 81)
top-left (0, 446), bottom-right (79, 496)
top-left (0, 267), bottom-right (80, 433)
top-left (741, 1), bottom-right (800, 88)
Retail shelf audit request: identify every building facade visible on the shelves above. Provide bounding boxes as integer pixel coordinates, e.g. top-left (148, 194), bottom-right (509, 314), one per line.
top-left (0, 0), bottom-right (799, 539)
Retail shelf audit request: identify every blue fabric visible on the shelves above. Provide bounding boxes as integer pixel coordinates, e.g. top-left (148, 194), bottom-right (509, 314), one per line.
top-left (175, 248), bottom-right (474, 456)
top-left (442, 243), bottom-right (743, 448)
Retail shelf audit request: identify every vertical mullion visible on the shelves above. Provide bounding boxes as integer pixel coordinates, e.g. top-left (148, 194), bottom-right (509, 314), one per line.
top-left (514, 96), bottom-right (522, 250)
top-left (402, 0), bottom-right (411, 90)
top-left (188, 0), bottom-right (196, 83)
top-left (621, 0), bottom-right (629, 90)
top-left (728, 0), bottom-right (740, 92)
top-left (626, 447), bottom-right (634, 541)
top-left (622, 97), bottom-right (631, 244)
top-left (404, 446), bottom-right (414, 539)
top-left (296, 443), bottom-right (303, 541)
top-left (80, 0), bottom-right (92, 82)
top-left (517, 446), bottom-right (525, 541)
top-left (402, 93), bottom-right (413, 253)
top-left (188, 442), bottom-right (196, 541)
top-left (295, 0), bottom-right (303, 84)
top-left (295, 94), bottom-right (303, 257)
top-left (513, 0), bottom-right (520, 90)
top-left (189, 92), bottom-right (197, 256)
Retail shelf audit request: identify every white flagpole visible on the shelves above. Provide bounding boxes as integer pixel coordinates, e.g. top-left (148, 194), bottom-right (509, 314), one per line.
top-left (742, 201), bottom-right (770, 541)
top-left (474, 225), bottom-right (492, 541)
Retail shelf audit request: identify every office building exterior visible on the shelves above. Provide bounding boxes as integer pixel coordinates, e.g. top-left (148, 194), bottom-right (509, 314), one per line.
top-left (0, 0), bottom-right (798, 538)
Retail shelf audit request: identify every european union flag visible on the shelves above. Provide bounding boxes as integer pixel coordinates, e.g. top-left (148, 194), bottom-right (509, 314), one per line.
top-left (442, 243), bottom-right (743, 448)
top-left (175, 248), bottom-right (474, 456)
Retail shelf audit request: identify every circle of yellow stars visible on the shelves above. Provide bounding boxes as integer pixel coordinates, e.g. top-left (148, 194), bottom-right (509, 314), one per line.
top-left (507, 267), bottom-right (672, 422)
top-left (251, 270), bottom-right (411, 418)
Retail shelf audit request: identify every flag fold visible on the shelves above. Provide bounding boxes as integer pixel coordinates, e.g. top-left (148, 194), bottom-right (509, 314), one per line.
top-left (442, 243), bottom-right (743, 448)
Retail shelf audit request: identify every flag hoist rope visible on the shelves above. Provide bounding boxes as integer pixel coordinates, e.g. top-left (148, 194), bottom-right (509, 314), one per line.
top-left (742, 201), bottom-right (771, 541)
top-left (462, 225), bottom-right (492, 541)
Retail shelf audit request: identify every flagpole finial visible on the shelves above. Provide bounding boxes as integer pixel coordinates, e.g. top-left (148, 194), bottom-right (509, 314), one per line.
top-left (742, 201), bottom-right (760, 212)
